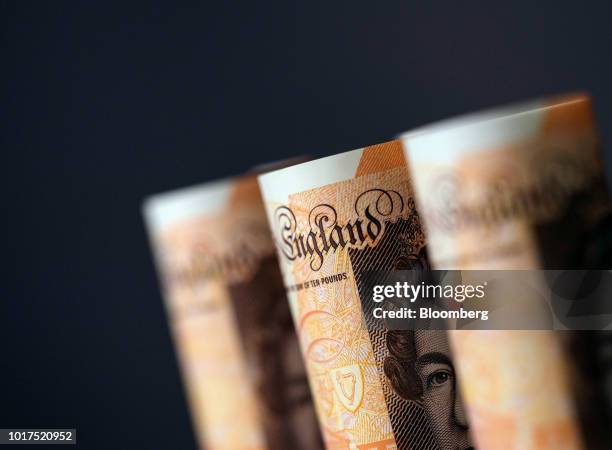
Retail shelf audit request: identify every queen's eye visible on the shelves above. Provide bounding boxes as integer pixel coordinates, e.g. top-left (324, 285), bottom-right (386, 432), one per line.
top-left (427, 370), bottom-right (451, 387)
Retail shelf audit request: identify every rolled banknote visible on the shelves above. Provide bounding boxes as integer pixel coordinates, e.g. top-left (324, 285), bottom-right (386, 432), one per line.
top-left (258, 141), bottom-right (474, 450)
top-left (143, 175), bottom-right (322, 450)
top-left (402, 93), bottom-right (612, 449)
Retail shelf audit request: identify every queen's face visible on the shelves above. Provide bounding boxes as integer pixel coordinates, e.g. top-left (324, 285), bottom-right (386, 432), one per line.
top-left (414, 331), bottom-right (473, 450)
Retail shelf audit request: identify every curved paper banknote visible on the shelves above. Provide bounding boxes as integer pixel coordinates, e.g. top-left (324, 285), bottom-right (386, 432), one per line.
top-left (403, 93), bottom-right (612, 450)
top-left (143, 175), bottom-right (322, 450)
top-left (259, 141), bottom-right (473, 450)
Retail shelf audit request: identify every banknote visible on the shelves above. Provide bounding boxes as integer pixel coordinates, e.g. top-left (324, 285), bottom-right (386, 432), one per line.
top-left (258, 141), bottom-right (473, 450)
top-left (143, 175), bottom-right (322, 450)
top-left (403, 93), bottom-right (612, 449)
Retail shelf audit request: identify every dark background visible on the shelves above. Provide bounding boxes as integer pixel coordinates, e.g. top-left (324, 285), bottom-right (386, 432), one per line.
top-left (2, 1), bottom-right (612, 448)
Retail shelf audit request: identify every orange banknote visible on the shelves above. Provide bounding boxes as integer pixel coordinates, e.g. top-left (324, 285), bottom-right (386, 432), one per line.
top-left (259, 141), bottom-right (473, 450)
top-left (143, 175), bottom-right (322, 450)
top-left (403, 93), bottom-right (612, 449)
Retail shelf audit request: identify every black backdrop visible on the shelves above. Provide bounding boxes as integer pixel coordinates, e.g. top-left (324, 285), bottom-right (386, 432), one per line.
top-left (2, 1), bottom-right (612, 449)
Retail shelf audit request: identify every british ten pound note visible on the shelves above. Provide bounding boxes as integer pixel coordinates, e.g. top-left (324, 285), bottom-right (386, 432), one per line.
top-left (143, 175), bottom-right (322, 450)
top-left (259, 141), bottom-right (474, 450)
top-left (403, 93), bottom-right (612, 450)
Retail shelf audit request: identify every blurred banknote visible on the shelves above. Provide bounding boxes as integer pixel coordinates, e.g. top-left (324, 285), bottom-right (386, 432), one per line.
top-left (403, 93), bottom-right (612, 449)
top-left (143, 175), bottom-right (322, 450)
